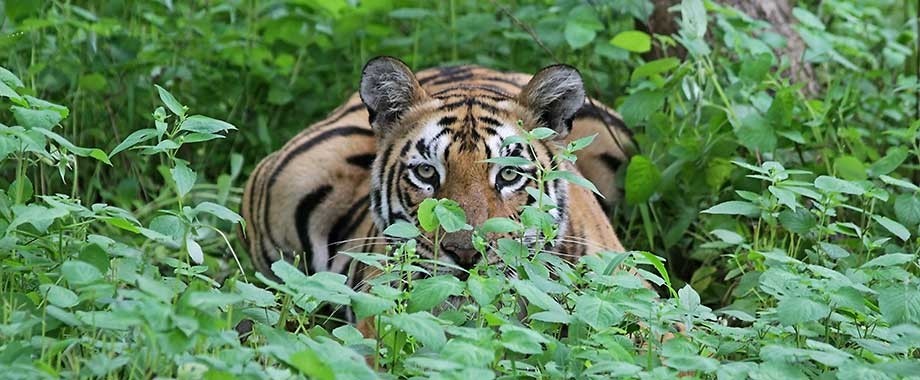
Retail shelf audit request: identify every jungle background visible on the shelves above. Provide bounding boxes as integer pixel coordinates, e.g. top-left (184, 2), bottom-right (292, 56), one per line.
top-left (1, 0), bottom-right (919, 378)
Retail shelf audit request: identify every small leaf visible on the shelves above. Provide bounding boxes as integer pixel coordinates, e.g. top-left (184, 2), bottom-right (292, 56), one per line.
top-left (171, 161), bottom-right (196, 198)
top-left (110, 128), bottom-right (158, 157)
top-left (619, 90), bottom-right (665, 126)
top-left (408, 275), bottom-right (464, 312)
top-left (417, 198), bottom-right (439, 232)
top-left (624, 155), bottom-right (661, 205)
top-left (350, 292), bottom-right (395, 320)
top-left (383, 221), bottom-right (420, 238)
top-left (878, 285), bottom-right (920, 325)
top-left (40, 284), bottom-right (79, 308)
top-left (814, 176), bottom-right (864, 195)
top-left (155, 84), bottom-right (186, 118)
top-left (483, 156), bottom-right (532, 167)
top-left (868, 147), bottom-right (908, 177)
top-left (385, 312), bottom-right (446, 349)
top-left (872, 215), bottom-right (911, 241)
top-left (195, 201), bottom-right (244, 227)
top-left (701, 201), bottom-right (760, 216)
top-left (479, 217), bottom-right (522, 234)
top-left (186, 235), bottom-right (204, 264)
top-left (180, 115), bottom-right (237, 134)
top-left (632, 58), bottom-right (681, 81)
top-left (500, 324), bottom-right (549, 354)
top-left (575, 295), bottom-right (623, 329)
top-left (61, 260), bottom-right (103, 285)
top-left (289, 349), bottom-right (335, 380)
top-left (544, 170), bottom-right (601, 196)
top-left (776, 297), bottom-right (830, 325)
top-left (434, 200), bottom-right (469, 233)
top-left (610, 30), bottom-right (651, 53)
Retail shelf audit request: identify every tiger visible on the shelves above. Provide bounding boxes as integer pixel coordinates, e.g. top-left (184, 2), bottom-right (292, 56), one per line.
top-left (239, 56), bottom-right (634, 292)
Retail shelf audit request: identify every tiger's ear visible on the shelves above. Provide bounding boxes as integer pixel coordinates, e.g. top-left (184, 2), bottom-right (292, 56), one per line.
top-left (518, 64), bottom-right (586, 138)
top-left (359, 56), bottom-right (426, 132)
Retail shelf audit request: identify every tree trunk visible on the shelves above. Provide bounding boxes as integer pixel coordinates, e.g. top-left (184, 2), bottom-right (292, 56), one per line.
top-left (641, 0), bottom-right (820, 95)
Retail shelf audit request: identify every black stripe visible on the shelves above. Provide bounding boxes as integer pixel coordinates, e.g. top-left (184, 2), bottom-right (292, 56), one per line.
top-left (270, 126), bottom-right (373, 188)
top-left (482, 76), bottom-right (525, 88)
top-left (418, 66), bottom-right (473, 85)
top-left (264, 127), bottom-right (373, 255)
top-left (294, 185), bottom-right (333, 274)
top-left (428, 71), bottom-right (475, 87)
top-left (598, 153), bottom-right (622, 173)
top-left (573, 103), bottom-right (633, 138)
top-left (346, 153), bottom-right (376, 170)
top-left (317, 104), bottom-right (366, 128)
top-left (327, 194), bottom-right (371, 255)
top-left (438, 116), bottom-right (458, 126)
top-left (478, 116), bottom-right (503, 127)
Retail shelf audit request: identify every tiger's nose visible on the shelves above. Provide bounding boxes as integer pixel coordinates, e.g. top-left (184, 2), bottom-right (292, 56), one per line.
top-left (442, 244), bottom-right (481, 270)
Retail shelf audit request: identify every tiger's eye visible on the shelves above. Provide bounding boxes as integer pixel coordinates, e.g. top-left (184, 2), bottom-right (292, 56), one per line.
top-left (499, 167), bottom-right (520, 183)
top-left (415, 164), bottom-right (436, 180)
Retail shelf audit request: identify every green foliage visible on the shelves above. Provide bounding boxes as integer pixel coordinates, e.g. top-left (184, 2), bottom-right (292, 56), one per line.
top-left (1, 0), bottom-right (919, 378)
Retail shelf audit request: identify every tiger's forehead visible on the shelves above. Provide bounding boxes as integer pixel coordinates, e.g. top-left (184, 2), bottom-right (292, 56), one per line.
top-left (406, 92), bottom-right (525, 161)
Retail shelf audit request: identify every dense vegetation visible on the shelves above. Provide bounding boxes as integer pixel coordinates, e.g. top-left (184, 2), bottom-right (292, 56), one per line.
top-left (1, 0), bottom-right (918, 378)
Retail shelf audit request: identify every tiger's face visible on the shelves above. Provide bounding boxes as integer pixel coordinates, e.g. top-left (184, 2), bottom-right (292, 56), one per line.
top-left (360, 57), bottom-right (587, 270)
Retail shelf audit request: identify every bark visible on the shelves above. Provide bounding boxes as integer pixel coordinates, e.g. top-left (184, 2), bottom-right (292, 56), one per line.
top-left (641, 0), bottom-right (820, 95)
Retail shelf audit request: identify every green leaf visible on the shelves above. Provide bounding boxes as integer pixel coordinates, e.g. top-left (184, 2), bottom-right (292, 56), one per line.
top-left (186, 235), bottom-right (204, 264)
top-left (500, 324), bottom-right (548, 354)
top-left (880, 175), bottom-right (919, 192)
top-left (740, 53), bottom-right (774, 82)
top-left (776, 297), bottom-right (830, 325)
top-left (385, 312), bottom-right (446, 349)
top-left (467, 274), bottom-right (503, 306)
top-left (483, 156), bottom-right (532, 167)
top-left (735, 113), bottom-right (776, 152)
top-left (529, 127), bottom-right (556, 140)
top-left (868, 147), bottom-right (908, 177)
top-left (793, 7), bottom-right (825, 30)
top-left (479, 217), bottom-right (522, 234)
top-left (417, 198), bottom-right (439, 232)
top-left (778, 209), bottom-right (816, 234)
top-left (40, 284), bottom-right (79, 308)
top-left (894, 194), bottom-right (920, 226)
top-left (701, 201), bottom-right (760, 216)
top-left (110, 128), bottom-right (158, 157)
top-left (878, 285), bottom-right (920, 325)
top-left (631, 58), bottom-right (680, 81)
top-left (12, 106), bottom-right (63, 129)
top-left (0, 66), bottom-right (25, 88)
top-left (434, 200), bottom-right (469, 233)
top-left (61, 260), bottom-right (103, 285)
top-left (31, 128), bottom-right (111, 165)
top-left (814, 176), bottom-right (864, 195)
top-left (610, 30), bottom-right (651, 53)
top-left (409, 275), bottom-right (464, 312)
top-left (180, 115), bottom-right (237, 134)
top-left (574, 295), bottom-right (623, 329)
top-left (568, 134), bottom-right (597, 151)
top-left (619, 90), bottom-right (665, 126)
top-left (564, 6), bottom-right (602, 49)
top-left (872, 215), bottom-right (911, 241)
top-left (350, 292), bottom-right (395, 320)
top-left (383, 221), bottom-right (420, 238)
top-left (195, 201), bottom-right (244, 226)
top-left (624, 155), bottom-right (661, 205)
top-left (833, 155), bottom-right (867, 180)
top-left (0, 79), bottom-right (21, 102)
top-left (545, 170), bottom-right (601, 196)
top-left (171, 161), bottom-right (196, 198)
top-left (289, 349), bottom-right (334, 380)
top-left (155, 84), bottom-right (186, 118)
top-left (861, 253), bottom-right (915, 268)
top-left (512, 279), bottom-right (564, 313)
top-left (679, 0), bottom-right (707, 38)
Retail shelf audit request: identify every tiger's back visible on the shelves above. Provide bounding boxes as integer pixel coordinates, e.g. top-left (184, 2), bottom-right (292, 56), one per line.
top-left (240, 64), bottom-right (633, 280)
